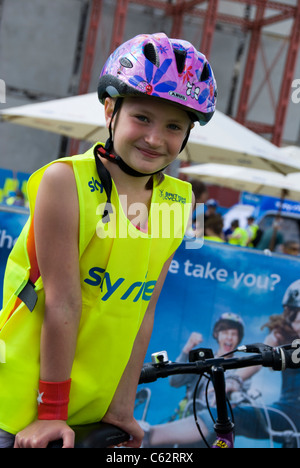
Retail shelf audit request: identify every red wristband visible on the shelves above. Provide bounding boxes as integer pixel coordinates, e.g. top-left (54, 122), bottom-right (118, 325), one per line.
top-left (37, 379), bottom-right (72, 421)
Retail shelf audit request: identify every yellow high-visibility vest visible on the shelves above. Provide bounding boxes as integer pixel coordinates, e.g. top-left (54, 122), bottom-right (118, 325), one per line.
top-left (229, 227), bottom-right (249, 247)
top-left (0, 144), bottom-right (192, 434)
top-left (204, 236), bottom-right (225, 243)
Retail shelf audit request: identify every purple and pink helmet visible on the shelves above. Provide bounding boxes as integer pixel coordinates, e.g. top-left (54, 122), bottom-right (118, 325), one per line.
top-left (98, 33), bottom-right (217, 126)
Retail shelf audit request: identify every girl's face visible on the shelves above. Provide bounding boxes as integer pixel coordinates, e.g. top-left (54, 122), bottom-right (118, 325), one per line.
top-left (105, 97), bottom-right (193, 176)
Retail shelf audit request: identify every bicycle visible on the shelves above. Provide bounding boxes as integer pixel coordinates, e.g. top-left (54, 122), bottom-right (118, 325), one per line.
top-left (138, 342), bottom-right (300, 449)
top-left (49, 341), bottom-right (300, 448)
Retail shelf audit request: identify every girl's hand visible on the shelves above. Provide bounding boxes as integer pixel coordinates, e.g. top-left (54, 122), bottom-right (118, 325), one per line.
top-left (102, 413), bottom-right (144, 448)
top-left (14, 420), bottom-right (75, 449)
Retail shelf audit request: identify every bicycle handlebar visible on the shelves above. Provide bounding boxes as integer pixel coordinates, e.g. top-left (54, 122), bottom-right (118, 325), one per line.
top-left (139, 343), bottom-right (300, 384)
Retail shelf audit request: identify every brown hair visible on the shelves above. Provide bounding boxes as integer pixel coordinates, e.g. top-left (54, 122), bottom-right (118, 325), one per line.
top-left (261, 308), bottom-right (299, 345)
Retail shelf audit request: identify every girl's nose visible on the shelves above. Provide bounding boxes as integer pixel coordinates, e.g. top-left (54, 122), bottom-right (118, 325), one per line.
top-left (144, 126), bottom-right (164, 148)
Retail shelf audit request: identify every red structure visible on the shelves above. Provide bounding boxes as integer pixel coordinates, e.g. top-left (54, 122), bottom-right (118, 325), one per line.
top-left (74, 0), bottom-right (300, 149)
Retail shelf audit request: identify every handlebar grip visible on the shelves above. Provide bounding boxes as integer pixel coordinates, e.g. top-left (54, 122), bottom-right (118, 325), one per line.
top-left (139, 364), bottom-right (158, 384)
top-left (47, 439), bottom-right (64, 449)
top-left (261, 346), bottom-right (300, 371)
top-left (48, 422), bottom-right (130, 448)
top-left (76, 422), bottom-right (130, 448)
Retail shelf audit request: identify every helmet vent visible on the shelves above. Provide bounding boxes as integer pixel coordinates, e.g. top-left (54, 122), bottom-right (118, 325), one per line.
top-left (119, 57), bottom-right (133, 68)
top-left (174, 49), bottom-right (187, 75)
top-left (200, 62), bottom-right (210, 82)
top-left (144, 43), bottom-right (160, 68)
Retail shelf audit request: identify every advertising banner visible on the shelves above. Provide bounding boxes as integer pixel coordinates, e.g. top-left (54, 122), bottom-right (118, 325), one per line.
top-left (241, 191), bottom-right (300, 220)
top-left (0, 206), bottom-right (29, 306)
top-left (136, 241), bottom-right (300, 448)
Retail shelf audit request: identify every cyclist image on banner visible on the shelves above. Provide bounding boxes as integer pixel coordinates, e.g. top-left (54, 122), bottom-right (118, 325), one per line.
top-left (228, 280), bottom-right (300, 448)
top-left (169, 314), bottom-right (247, 413)
top-left (0, 33), bottom-right (217, 448)
top-left (138, 280), bottom-right (300, 449)
top-left (139, 313), bottom-right (252, 448)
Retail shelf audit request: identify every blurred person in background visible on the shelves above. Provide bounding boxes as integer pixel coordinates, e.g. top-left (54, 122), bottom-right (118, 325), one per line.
top-left (256, 216), bottom-right (284, 252)
top-left (246, 216), bottom-right (260, 247)
top-left (191, 179), bottom-right (208, 229)
top-left (282, 240), bottom-right (300, 257)
top-left (204, 199), bottom-right (220, 223)
top-left (228, 219), bottom-right (249, 247)
top-left (204, 215), bottom-right (225, 243)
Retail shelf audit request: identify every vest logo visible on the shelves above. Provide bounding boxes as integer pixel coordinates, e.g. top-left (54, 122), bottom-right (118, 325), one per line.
top-left (159, 189), bottom-right (186, 204)
top-left (84, 267), bottom-right (157, 303)
top-left (88, 177), bottom-right (104, 193)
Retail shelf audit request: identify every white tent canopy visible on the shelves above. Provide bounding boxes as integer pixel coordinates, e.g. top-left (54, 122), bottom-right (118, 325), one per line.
top-left (181, 111), bottom-right (300, 174)
top-left (180, 163), bottom-right (300, 202)
top-left (1, 92), bottom-right (300, 174)
top-left (1, 93), bottom-right (108, 142)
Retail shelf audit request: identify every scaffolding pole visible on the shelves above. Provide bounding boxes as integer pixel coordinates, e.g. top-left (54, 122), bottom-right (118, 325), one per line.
top-left (235, 0), bottom-right (268, 126)
top-left (69, 0), bottom-right (103, 156)
top-left (200, 0), bottom-right (219, 58)
top-left (110, 0), bottom-right (130, 53)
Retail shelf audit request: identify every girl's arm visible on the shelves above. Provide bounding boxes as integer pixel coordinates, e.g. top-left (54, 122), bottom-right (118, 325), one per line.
top-left (102, 255), bottom-right (174, 448)
top-left (14, 163), bottom-right (81, 449)
top-left (36, 163), bottom-right (81, 382)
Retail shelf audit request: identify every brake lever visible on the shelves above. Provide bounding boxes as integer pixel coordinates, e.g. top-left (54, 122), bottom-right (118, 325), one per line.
top-left (237, 343), bottom-right (272, 354)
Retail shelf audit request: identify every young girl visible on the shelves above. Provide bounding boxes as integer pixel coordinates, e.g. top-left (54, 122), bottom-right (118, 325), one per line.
top-left (0, 32), bottom-right (217, 448)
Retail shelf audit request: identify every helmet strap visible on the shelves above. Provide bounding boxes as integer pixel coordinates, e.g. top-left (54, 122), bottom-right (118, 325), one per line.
top-left (180, 128), bottom-right (191, 153)
top-left (98, 144), bottom-right (167, 178)
top-left (93, 145), bottom-right (113, 224)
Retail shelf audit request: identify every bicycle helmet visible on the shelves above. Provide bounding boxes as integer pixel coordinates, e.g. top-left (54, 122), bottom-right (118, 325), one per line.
top-left (282, 280), bottom-right (300, 309)
top-left (213, 313), bottom-right (245, 345)
top-left (98, 32), bottom-right (217, 126)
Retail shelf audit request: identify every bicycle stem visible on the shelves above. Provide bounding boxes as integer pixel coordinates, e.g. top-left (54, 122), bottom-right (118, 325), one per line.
top-left (211, 366), bottom-right (235, 435)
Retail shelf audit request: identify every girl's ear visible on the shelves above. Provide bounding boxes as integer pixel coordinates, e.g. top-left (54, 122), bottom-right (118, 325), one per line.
top-left (104, 98), bottom-right (116, 129)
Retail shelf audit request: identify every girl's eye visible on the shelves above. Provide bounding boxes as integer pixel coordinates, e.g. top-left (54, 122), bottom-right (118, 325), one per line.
top-left (168, 123), bottom-right (182, 131)
top-left (135, 115), bottom-right (149, 123)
